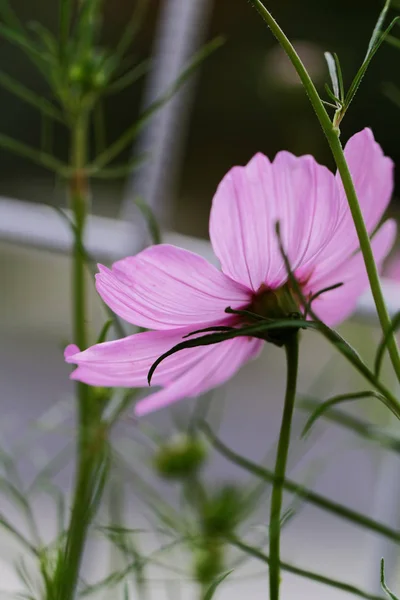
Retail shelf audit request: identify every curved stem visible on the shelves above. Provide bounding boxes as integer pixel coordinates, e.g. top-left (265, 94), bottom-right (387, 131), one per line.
top-left (269, 334), bottom-right (299, 600)
top-left (248, 0), bottom-right (400, 382)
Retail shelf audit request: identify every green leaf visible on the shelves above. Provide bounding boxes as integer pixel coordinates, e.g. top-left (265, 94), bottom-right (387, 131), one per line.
top-left (59, 0), bottom-right (73, 61)
top-left (385, 33), bottom-right (400, 48)
top-left (112, 0), bottom-right (148, 66)
top-left (28, 22), bottom-right (58, 55)
top-left (0, 132), bottom-right (68, 173)
top-left (147, 315), bottom-right (368, 388)
top-left (106, 59), bottom-right (150, 95)
top-left (302, 390), bottom-right (393, 438)
top-left (88, 154), bottom-right (148, 179)
top-left (0, 70), bottom-right (64, 122)
top-left (300, 396), bottom-right (400, 454)
top-left (324, 52), bottom-right (340, 101)
top-left (134, 196), bottom-right (162, 245)
top-left (74, 0), bottom-right (103, 56)
top-left (202, 423), bottom-right (400, 544)
top-left (97, 319), bottom-right (113, 344)
top-left (381, 558), bottom-right (399, 599)
top-left (147, 318), bottom-right (315, 384)
top-left (202, 570), bottom-right (233, 600)
top-left (366, 0), bottom-right (392, 59)
top-left (88, 36), bottom-right (225, 170)
top-left (0, 0), bottom-right (23, 30)
top-left (345, 16), bottom-right (400, 111)
top-left (230, 536), bottom-right (387, 600)
top-left (324, 82), bottom-right (341, 106)
top-left (333, 52), bottom-right (345, 102)
top-left (0, 477), bottom-right (40, 545)
top-left (0, 513), bottom-right (38, 555)
top-left (0, 22), bottom-right (53, 64)
top-left (375, 311), bottom-right (400, 377)
top-left (304, 282), bottom-right (343, 317)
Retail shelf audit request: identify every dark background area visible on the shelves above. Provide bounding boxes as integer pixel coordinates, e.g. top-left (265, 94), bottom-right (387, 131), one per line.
top-left (0, 0), bottom-right (399, 237)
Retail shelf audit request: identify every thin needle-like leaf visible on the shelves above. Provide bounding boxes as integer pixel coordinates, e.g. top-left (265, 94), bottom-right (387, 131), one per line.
top-left (302, 390), bottom-right (391, 438)
top-left (88, 36), bottom-right (225, 170)
top-left (134, 196), bottom-right (162, 245)
top-left (375, 311), bottom-right (400, 377)
top-left (59, 0), bottom-right (73, 61)
top-left (106, 59), bottom-right (150, 95)
top-left (300, 397), bottom-right (400, 454)
top-left (202, 571), bottom-right (233, 600)
top-left (324, 52), bottom-right (340, 99)
top-left (0, 132), bottom-right (68, 173)
top-left (230, 537), bottom-right (386, 600)
top-left (366, 0), bottom-right (392, 59)
top-left (0, 71), bottom-right (64, 122)
top-left (112, 0), bottom-right (148, 66)
top-left (0, 0), bottom-right (23, 30)
top-left (381, 558), bottom-right (399, 599)
top-left (202, 423), bottom-right (400, 543)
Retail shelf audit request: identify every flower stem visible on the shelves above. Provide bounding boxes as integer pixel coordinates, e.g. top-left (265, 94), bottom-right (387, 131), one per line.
top-left (269, 334), bottom-right (299, 600)
top-left (248, 0), bottom-right (400, 382)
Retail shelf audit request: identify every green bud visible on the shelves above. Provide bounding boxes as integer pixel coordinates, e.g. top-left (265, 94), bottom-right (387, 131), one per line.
top-left (91, 69), bottom-right (107, 88)
top-left (193, 543), bottom-right (223, 586)
top-left (153, 434), bottom-right (207, 480)
top-left (68, 63), bottom-right (85, 83)
top-left (201, 485), bottom-right (244, 537)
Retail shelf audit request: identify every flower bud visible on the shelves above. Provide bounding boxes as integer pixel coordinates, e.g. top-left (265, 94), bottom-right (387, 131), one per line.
top-left (193, 543), bottom-right (223, 586)
top-left (153, 434), bottom-right (207, 480)
top-left (201, 484), bottom-right (244, 537)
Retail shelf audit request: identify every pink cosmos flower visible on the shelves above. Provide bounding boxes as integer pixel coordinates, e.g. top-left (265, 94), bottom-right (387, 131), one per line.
top-left (65, 129), bottom-right (396, 416)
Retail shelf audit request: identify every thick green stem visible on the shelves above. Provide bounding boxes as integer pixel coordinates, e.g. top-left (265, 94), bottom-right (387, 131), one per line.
top-left (52, 113), bottom-right (105, 600)
top-left (248, 0), bottom-right (400, 382)
top-left (269, 335), bottom-right (299, 600)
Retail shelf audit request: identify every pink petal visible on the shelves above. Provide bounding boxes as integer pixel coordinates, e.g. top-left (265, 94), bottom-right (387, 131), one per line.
top-left (341, 129), bottom-right (394, 232)
top-left (209, 151), bottom-right (340, 291)
top-left (135, 336), bottom-right (263, 416)
top-left (64, 344), bottom-right (80, 359)
top-left (66, 326), bottom-right (263, 416)
top-left (66, 327), bottom-right (217, 387)
top-left (314, 129), bottom-right (394, 275)
top-left (306, 219), bottom-right (397, 326)
top-left (96, 244), bottom-right (250, 330)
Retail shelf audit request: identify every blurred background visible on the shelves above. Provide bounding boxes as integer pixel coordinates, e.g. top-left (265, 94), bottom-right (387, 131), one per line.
top-left (1, 0), bottom-right (400, 598)
top-left (0, 0), bottom-right (400, 228)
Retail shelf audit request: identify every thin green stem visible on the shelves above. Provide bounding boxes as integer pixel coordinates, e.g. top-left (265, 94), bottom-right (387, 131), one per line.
top-left (248, 0), bottom-right (400, 381)
top-left (229, 536), bottom-right (386, 600)
top-left (269, 335), bottom-right (299, 600)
